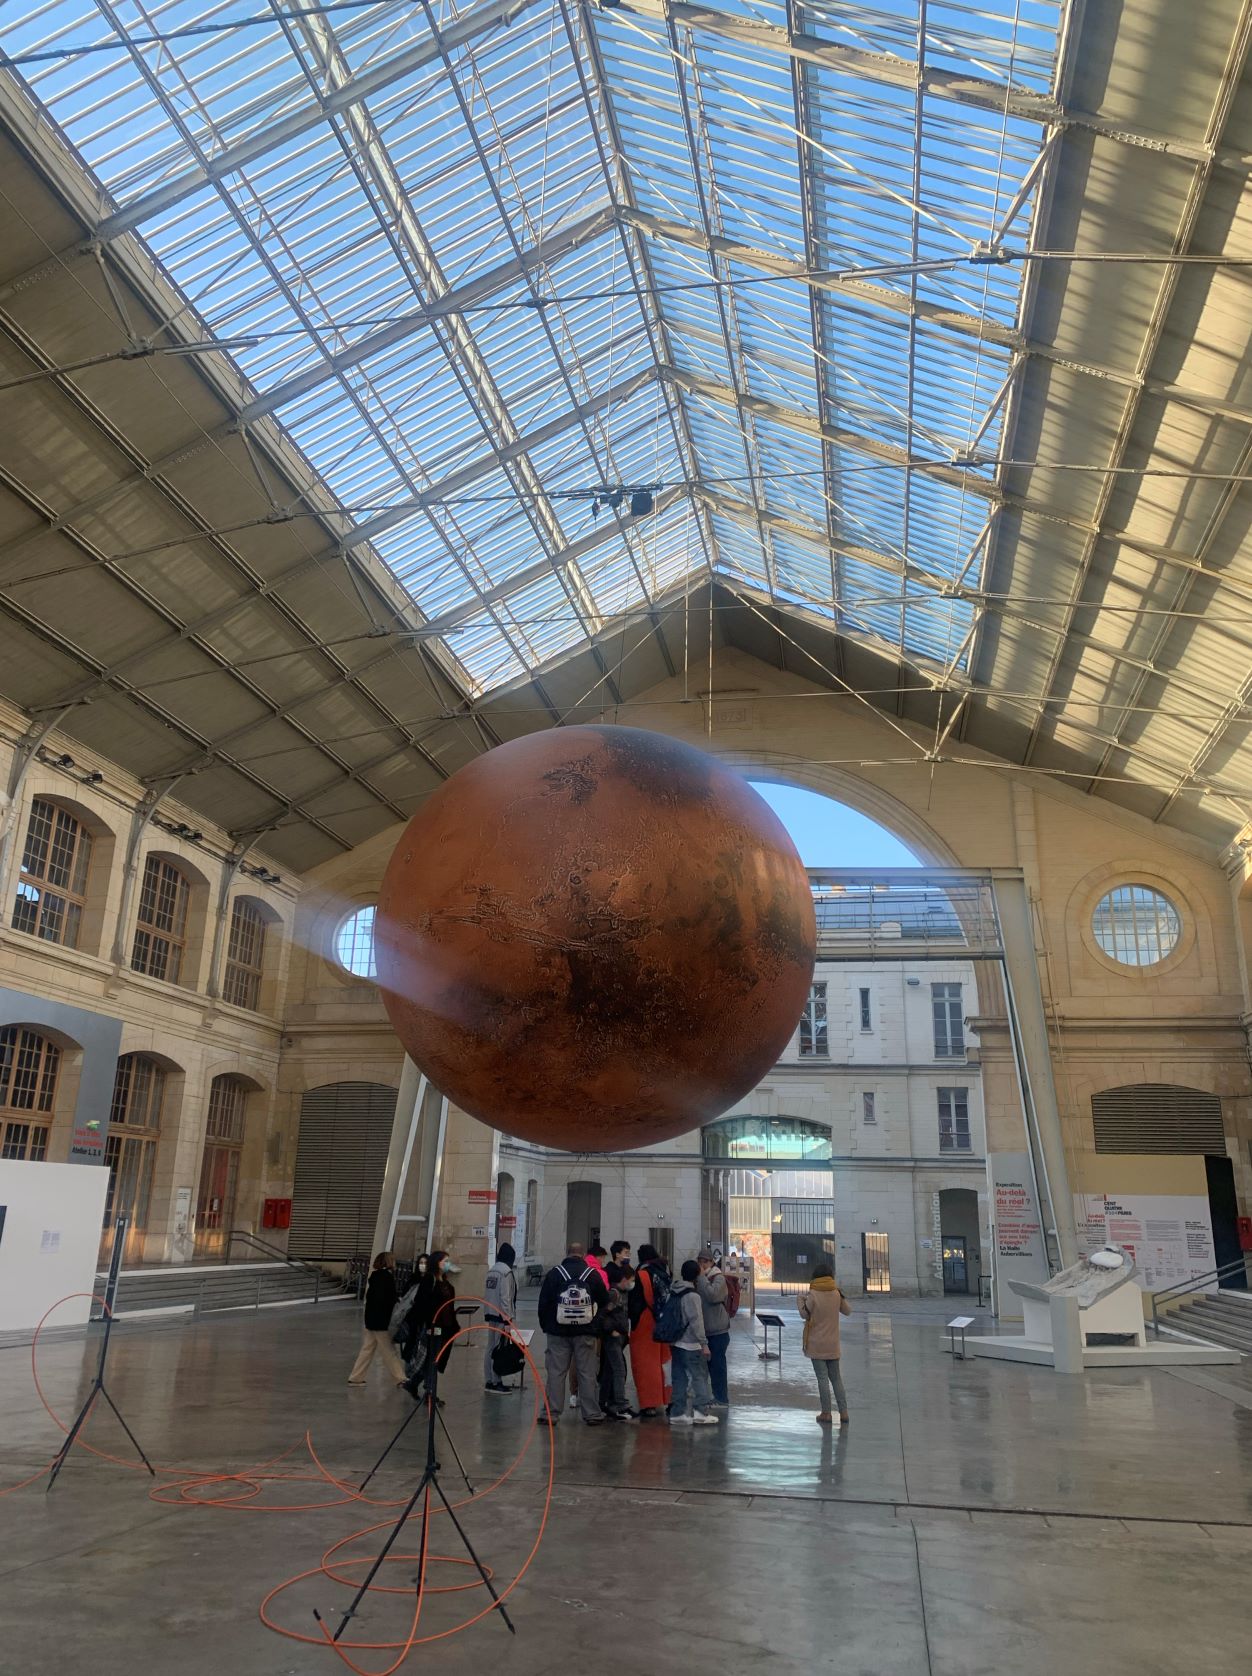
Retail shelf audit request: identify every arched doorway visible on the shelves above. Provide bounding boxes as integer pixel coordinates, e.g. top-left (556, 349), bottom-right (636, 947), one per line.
top-left (939, 1187), bottom-right (981, 1296)
top-left (287, 1081), bottom-right (398, 1262)
top-left (565, 1180), bottom-right (601, 1252)
top-left (495, 1169), bottom-right (516, 1250)
top-left (704, 1116), bottom-right (834, 1284)
top-left (101, 1054), bottom-right (165, 1264)
top-left (195, 1076), bottom-right (250, 1259)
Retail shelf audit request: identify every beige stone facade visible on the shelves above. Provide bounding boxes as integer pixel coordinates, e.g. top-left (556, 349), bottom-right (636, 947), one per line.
top-left (3, 650), bottom-right (1250, 1289)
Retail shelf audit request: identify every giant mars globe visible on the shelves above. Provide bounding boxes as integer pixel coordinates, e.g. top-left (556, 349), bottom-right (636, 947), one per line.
top-left (375, 726), bottom-right (816, 1152)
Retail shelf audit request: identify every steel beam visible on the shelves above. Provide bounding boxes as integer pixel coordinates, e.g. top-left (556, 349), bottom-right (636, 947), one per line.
top-left (92, 0), bottom-right (548, 242)
top-left (627, 0), bottom-right (1237, 167)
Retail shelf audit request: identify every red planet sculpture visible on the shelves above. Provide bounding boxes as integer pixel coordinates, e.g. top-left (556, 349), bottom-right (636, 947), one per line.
top-left (375, 726), bottom-right (816, 1152)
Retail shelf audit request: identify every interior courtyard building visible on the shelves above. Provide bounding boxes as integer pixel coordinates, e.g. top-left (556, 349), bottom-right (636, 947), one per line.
top-left (3, 0), bottom-right (1252, 1671)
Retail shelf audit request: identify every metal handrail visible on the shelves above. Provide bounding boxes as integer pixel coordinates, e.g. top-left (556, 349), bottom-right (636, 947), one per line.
top-left (224, 1229), bottom-right (324, 1305)
top-left (1149, 1255), bottom-right (1252, 1336)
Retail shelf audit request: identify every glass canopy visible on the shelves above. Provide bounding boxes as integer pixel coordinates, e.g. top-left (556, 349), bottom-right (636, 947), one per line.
top-left (1, 0), bottom-right (1064, 696)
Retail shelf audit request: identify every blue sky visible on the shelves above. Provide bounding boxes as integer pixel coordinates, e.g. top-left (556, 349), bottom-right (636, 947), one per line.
top-left (749, 780), bottom-right (917, 867)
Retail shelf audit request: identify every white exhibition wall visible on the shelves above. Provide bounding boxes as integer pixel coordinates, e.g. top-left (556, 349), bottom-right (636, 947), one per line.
top-left (0, 1160), bottom-right (108, 1330)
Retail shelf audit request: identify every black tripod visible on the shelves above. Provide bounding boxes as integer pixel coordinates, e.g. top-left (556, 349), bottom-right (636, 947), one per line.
top-left (47, 1214), bottom-right (154, 1492)
top-left (358, 1365), bottom-right (473, 1496)
top-left (323, 1344), bottom-right (515, 1643)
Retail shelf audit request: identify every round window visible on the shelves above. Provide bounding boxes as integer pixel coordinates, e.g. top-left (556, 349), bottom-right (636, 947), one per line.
top-left (334, 904), bottom-right (377, 978)
top-left (1091, 885), bottom-right (1180, 967)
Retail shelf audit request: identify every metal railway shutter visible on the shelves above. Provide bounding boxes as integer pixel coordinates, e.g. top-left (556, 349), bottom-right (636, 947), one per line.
top-left (288, 1082), bottom-right (397, 1260)
top-left (1091, 1084), bottom-right (1225, 1155)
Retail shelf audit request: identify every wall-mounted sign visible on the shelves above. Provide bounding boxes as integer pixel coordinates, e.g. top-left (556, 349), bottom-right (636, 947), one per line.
top-left (468, 1189), bottom-right (497, 1204)
top-left (498, 1215), bottom-right (518, 1229)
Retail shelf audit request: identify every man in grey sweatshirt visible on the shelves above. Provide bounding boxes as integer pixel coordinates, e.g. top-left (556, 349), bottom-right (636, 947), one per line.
top-left (668, 1260), bottom-right (718, 1426)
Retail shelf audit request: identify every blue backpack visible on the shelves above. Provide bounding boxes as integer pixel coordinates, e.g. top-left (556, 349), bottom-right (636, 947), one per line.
top-left (652, 1287), bottom-right (687, 1345)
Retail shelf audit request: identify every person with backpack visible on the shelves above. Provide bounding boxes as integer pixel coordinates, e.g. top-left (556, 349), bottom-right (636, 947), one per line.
top-left (596, 1263), bottom-right (636, 1421)
top-left (657, 1260), bottom-right (717, 1426)
top-left (348, 1252), bottom-right (408, 1388)
top-left (628, 1244), bottom-right (672, 1417)
top-left (483, 1242), bottom-right (519, 1394)
top-left (537, 1242), bottom-right (608, 1425)
top-left (797, 1263), bottom-right (852, 1424)
top-left (697, 1251), bottom-right (732, 1408)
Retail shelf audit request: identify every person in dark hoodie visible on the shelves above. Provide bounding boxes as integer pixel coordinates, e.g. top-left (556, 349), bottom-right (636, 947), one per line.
top-left (537, 1242), bottom-right (608, 1425)
top-left (483, 1241), bottom-right (519, 1393)
top-left (348, 1252), bottom-right (407, 1388)
top-left (596, 1262), bottom-right (637, 1421)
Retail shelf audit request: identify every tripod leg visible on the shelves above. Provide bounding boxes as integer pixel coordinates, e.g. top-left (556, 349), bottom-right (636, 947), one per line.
top-left (435, 1406), bottom-right (474, 1494)
top-left (430, 1472), bottom-right (516, 1635)
top-left (359, 1397), bottom-right (423, 1492)
top-left (45, 1383), bottom-right (102, 1492)
top-left (327, 1465), bottom-right (433, 1642)
top-left (96, 1384), bottom-right (155, 1476)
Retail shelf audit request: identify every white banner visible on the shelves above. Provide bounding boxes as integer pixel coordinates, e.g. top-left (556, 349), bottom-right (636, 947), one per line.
top-left (1076, 1193), bottom-right (1215, 1291)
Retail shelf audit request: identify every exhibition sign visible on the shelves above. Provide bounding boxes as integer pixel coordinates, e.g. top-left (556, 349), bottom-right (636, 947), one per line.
top-left (989, 1151), bottom-right (1049, 1316)
top-left (1075, 1193), bottom-right (1215, 1291)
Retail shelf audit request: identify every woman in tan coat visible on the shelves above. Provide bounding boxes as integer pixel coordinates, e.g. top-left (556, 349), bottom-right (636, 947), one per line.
top-left (796, 1264), bottom-right (852, 1424)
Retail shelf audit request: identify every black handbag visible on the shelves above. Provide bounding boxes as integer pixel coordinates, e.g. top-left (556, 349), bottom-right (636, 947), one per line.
top-left (491, 1334), bottom-right (525, 1378)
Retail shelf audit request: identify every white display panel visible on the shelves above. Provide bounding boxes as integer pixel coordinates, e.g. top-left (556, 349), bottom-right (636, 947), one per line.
top-left (1075, 1193), bottom-right (1216, 1291)
top-left (0, 1161), bottom-right (109, 1331)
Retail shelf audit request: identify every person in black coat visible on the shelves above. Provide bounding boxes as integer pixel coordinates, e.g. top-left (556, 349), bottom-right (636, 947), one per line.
top-left (348, 1252), bottom-right (408, 1388)
top-left (401, 1250), bottom-right (459, 1398)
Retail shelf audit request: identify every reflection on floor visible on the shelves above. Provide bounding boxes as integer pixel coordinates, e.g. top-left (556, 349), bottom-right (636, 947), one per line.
top-left (1, 1290), bottom-right (1249, 1674)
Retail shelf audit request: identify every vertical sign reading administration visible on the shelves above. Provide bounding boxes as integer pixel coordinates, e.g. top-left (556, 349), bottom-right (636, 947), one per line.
top-left (989, 1151), bottom-right (1049, 1315)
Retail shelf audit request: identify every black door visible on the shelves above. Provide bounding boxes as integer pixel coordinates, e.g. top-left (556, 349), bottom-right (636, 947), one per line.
top-left (1206, 1155), bottom-right (1246, 1290)
top-left (772, 1233), bottom-right (836, 1284)
top-left (942, 1236), bottom-right (969, 1294)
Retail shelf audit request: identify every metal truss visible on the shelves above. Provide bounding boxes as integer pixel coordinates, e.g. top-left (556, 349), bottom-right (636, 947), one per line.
top-left (0, 0), bottom-right (1249, 840)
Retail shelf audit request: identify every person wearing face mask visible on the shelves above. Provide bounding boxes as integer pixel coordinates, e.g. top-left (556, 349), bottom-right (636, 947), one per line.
top-left (402, 1249), bottom-right (460, 1398)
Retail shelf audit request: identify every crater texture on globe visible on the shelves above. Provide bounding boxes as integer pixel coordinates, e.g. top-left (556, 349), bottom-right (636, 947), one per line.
top-left (376, 726), bottom-right (817, 1152)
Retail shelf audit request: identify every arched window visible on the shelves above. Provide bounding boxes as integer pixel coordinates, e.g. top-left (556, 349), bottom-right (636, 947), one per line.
top-left (334, 905), bottom-right (377, 978)
top-left (132, 856), bottom-right (190, 982)
top-left (102, 1055), bottom-right (164, 1261)
top-left (196, 1075), bottom-right (249, 1257)
top-left (223, 898), bottom-right (269, 1011)
top-left (0, 1025), bottom-right (60, 1160)
top-left (13, 799), bottom-right (93, 949)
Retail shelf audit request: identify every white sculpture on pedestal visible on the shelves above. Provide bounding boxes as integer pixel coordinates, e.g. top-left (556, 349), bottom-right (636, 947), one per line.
top-left (1009, 1244), bottom-right (1146, 1351)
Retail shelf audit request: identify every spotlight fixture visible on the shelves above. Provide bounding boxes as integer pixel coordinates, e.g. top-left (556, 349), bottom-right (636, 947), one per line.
top-left (629, 489), bottom-right (654, 516)
top-left (84, 770), bottom-right (104, 784)
top-left (55, 752), bottom-right (74, 768)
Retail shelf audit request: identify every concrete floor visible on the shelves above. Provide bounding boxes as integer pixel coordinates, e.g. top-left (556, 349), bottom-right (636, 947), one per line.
top-left (2, 1293), bottom-right (1250, 1676)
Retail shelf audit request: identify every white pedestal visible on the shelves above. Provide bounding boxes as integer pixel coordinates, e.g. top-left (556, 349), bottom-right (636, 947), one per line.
top-left (1019, 1282), bottom-right (1146, 1349)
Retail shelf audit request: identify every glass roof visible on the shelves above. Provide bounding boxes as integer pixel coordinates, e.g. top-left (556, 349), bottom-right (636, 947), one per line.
top-left (1, 0), bottom-right (1063, 696)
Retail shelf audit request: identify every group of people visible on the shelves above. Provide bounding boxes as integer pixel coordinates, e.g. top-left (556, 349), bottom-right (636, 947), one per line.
top-left (348, 1241), bottom-right (852, 1430)
top-left (534, 1241), bottom-right (736, 1426)
top-left (347, 1248), bottom-right (460, 1398)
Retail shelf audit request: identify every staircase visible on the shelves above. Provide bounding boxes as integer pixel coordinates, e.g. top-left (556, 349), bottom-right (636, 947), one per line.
top-left (1162, 1289), bottom-right (1252, 1353)
top-left (96, 1261), bottom-right (351, 1319)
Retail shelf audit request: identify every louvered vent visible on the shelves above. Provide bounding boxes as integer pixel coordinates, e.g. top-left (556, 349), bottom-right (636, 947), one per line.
top-left (288, 1081), bottom-right (397, 1260)
top-left (1091, 1084), bottom-right (1225, 1155)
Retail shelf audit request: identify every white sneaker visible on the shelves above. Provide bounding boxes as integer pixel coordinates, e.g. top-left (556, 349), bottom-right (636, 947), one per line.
top-left (670, 1413), bottom-right (693, 1426)
top-left (692, 1412), bottom-right (720, 1426)
top-left (569, 1393), bottom-right (579, 1408)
